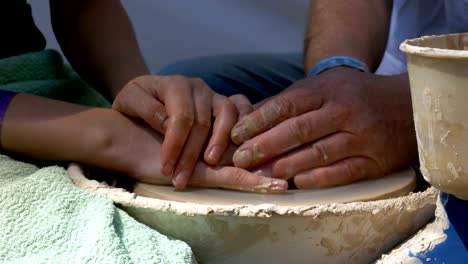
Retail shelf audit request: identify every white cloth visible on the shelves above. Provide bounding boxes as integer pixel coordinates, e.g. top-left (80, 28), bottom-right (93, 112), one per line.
top-left (376, 0), bottom-right (468, 75)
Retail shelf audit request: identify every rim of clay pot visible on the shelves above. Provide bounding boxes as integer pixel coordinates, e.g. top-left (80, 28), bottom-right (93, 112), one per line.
top-left (67, 164), bottom-right (438, 218)
top-left (400, 32), bottom-right (468, 59)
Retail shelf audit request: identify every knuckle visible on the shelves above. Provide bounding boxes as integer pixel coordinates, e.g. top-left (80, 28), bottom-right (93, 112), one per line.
top-left (125, 83), bottom-right (139, 94)
top-left (229, 94), bottom-right (249, 104)
top-left (164, 75), bottom-right (187, 88)
top-left (223, 97), bottom-right (236, 108)
top-left (112, 91), bottom-right (133, 111)
top-left (229, 94), bottom-right (242, 101)
top-left (190, 77), bottom-right (206, 87)
top-left (221, 168), bottom-right (246, 186)
top-left (171, 74), bottom-right (186, 82)
top-left (196, 116), bottom-right (212, 131)
top-left (157, 76), bottom-right (173, 87)
top-left (149, 104), bottom-right (167, 122)
top-left (310, 142), bottom-right (328, 166)
top-left (132, 76), bottom-right (154, 89)
top-left (342, 134), bottom-right (356, 150)
top-left (222, 99), bottom-right (237, 114)
top-left (290, 118), bottom-right (312, 144)
top-left (343, 161), bottom-right (361, 182)
top-left (174, 112), bottom-right (194, 127)
top-left (273, 96), bottom-right (295, 118)
top-left (329, 104), bottom-right (352, 127)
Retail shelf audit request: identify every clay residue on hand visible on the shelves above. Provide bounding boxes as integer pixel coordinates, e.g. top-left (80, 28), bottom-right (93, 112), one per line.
top-left (251, 143), bottom-right (265, 163)
top-left (232, 117), bottom-right (261, 144)
top-left (252, 181), bottom-right (287, 194)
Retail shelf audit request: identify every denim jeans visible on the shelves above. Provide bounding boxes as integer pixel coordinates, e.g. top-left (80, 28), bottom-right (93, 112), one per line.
top-left (157, 53), bottom-right (304, 103)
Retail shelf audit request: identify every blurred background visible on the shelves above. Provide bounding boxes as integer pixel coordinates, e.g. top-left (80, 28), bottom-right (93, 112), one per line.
top-left (30, 0), bottom-right (309, 72)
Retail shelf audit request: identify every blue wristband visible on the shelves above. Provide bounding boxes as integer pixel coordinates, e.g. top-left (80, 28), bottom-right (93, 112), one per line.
top-left (308, 56), bottom-right (370, 78)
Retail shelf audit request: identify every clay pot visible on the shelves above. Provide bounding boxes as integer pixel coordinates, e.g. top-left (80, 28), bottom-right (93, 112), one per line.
top-left (68, 164), bottom-right (437, 264)
top-left (400, 33), bottom-right (468, 200)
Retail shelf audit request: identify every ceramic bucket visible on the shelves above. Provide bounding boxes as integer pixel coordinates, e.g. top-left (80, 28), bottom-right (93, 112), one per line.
top-left (401, 33), bottom-right (468, 200)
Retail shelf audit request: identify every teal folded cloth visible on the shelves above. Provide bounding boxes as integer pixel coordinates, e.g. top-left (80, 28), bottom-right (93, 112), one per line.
top-left (0, 156), bottom-right (196, 264)
top-left (0, 49), bottom-right (110, 107)
top-left (0, 51), bottom-right (197, 264)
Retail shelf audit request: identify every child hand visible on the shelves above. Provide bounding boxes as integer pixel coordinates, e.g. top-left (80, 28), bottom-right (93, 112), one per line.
top-left (112, 75), bottom-right (252, 189)
top-left (89, 109), bottom-right (286, 193)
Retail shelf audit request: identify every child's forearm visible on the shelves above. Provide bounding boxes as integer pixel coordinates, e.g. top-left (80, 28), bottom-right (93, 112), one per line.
top-left (2, 93), bottom-right (114, 164)
top-left (0, 94), bottom-right (287, 192)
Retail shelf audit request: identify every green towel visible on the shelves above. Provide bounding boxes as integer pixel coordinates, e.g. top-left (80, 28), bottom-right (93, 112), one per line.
top-left (0, 49), bottom-right (110, 107)
top-left (0, 51), bottom-right (197, 264)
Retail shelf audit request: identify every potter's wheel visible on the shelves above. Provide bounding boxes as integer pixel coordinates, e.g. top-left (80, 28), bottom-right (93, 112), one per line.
top-left (68, 164), bottom-right (435, 264)
top-left (134, 168), bottom-right (416, 206)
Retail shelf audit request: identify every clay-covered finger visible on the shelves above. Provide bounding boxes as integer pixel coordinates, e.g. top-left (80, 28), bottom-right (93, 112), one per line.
top-left (190, 163), bottom-right (288, 193)
top-left (270, 132), bottom-right (361, 180)
top-left (294, 157), bottom-right (381, 189)
top-left (172, 80), bottom-right (213, 189)
top-left (228, 94), bottom-right (253, 120)
top-left (232, 109), bottom-right (339, 170)
top-left (157, 76), bottom-right (196, 177)
top-left (112, 81), bottom-right (168, 134)
top-left (204, 95), bottom-right (238, 165)
top-left (231, 88), bottom-right (323, 144)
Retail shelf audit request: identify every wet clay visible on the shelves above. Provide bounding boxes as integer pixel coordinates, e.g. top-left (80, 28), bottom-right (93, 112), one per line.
top-left (133, 168), bottom-right (417, 207)
top-left (68, 164), bottom-right (437, 264)
top-left (401, 33), bottom-right (468, 200)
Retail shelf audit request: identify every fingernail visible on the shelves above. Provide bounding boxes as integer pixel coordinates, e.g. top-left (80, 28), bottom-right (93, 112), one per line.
top-left (231, 126), bottom-right (245, 144)
top-left (207, 145), bottom-right (221, 163)
top-left (162, 160), bottom-right (175, 176)
top-left (173, 171), bottom-right (189, 189)
top-left (233, 149), bottom-right (252, 168)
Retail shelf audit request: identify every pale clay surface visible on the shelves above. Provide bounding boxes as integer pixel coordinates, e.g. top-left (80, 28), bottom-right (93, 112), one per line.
top-left (132, 168), bottom-right (416, 206)
top-left (68, 164), bottom-right (437, 264)
top-left (401, 32), bottom-right (468, 200)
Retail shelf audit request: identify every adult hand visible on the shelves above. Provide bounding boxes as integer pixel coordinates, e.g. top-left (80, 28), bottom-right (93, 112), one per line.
top-left (230, 67), bottom-right (417, 188)
top-left (93, 110), bottom-right (286, 193)
top-left (112, 75), bottom-right (252, 189)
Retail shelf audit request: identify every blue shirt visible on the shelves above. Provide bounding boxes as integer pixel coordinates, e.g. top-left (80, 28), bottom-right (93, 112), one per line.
top-left (376, 0), bottom-right (468, 75)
